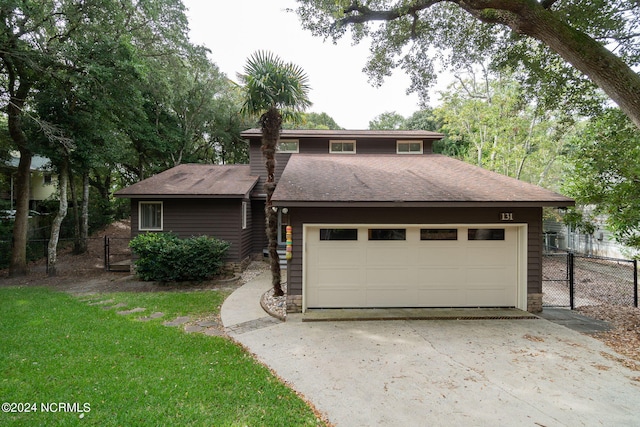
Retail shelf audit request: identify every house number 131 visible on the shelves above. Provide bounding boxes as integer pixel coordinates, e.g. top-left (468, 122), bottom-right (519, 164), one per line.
top-left (500, 212), bottom-right (514, 221)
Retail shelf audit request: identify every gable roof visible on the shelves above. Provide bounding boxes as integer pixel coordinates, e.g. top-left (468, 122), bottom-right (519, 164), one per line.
top-left (240, 128), bottom-right (444, 140)
top-left (271, 154), bottom-right (574, 207)
top-left (114, 164), bottom-right (258, 199)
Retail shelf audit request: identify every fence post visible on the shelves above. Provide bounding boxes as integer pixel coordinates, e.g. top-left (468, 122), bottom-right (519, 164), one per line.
top-left (634, 259), bottom-right (638, 308)
top-left (104, 236), bottom-right (108, 271)
top-left (44, 239), bottom-right (48, 275)
top-left (569, 252), bottom-right (575, 310)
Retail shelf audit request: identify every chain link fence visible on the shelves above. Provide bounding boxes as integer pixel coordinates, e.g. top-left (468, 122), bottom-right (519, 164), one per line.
top-left (543, 250), bottom-right (638, 309)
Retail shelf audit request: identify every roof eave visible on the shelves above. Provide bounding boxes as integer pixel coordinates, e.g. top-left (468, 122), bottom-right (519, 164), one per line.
top-left (272, 200), bottom-right (576, 208)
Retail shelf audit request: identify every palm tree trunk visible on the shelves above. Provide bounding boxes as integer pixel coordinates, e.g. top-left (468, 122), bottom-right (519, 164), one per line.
top-left (261, 106), bottom-right (284, 296)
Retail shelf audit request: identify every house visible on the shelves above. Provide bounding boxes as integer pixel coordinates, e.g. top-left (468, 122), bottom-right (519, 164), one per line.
top-left (115, 129), bottom-right (574, 313)
top-left (1, 153), bottom-right (57, 211)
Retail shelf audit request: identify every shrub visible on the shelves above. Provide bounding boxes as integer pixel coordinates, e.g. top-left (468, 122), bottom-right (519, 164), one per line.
top-left (129, 233), bottom-right (230, 282)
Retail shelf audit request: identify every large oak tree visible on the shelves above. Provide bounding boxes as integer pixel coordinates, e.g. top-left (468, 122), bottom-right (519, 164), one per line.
top-left (293, 0), bottom-right (640, 129)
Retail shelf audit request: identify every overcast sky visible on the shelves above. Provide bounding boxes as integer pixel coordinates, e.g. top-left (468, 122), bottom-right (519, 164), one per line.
top-left (182, 0), bottom-right (430, 129)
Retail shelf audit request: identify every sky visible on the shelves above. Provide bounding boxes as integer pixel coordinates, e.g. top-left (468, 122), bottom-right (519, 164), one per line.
top-left (181, 0), bottom-right (430, 129)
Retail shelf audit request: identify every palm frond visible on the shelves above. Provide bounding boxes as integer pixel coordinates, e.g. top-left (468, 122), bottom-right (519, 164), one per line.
top-left (239, 50), bottom-right (312, 119)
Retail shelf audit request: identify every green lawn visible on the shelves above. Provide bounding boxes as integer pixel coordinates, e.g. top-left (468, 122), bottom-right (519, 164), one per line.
top-left (0, 287), bottom-right (323, 426)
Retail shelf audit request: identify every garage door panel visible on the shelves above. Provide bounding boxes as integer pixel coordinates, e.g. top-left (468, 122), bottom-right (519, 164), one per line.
top-left (417, 289), bottom-right (465, 306)
top-left (316, 247), bottom-right (362, 266)
top-left (466, 266), bottom-right (512, 283)
top-left (417, 247), bottom-right (460, 265)
top-left (467, 288), bottom-right (514, 306)
top-left (305, 225), bottom-right (521, 309)
top-left (416, 267), bottom-right (464, 283)
top-left (317, 267), bottom-right (362, 286)
top-left (365, 247), bottom-right (409, 266)
top-left (314, 288), bottom-right (364, 308)
top-left (366, 289), bottom-right (417, 307)
top-left (365, 268), bottom-right (411, 287)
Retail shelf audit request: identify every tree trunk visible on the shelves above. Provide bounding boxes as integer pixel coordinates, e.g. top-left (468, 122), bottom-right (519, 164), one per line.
top-left (9, 149), bottom-right (31, 277)
top-left (7, 79), bottom-right (33, 277)
top-left (261, 106), bottom-right (284, 296)
top-left (48, 160), bottom-right (69, 277)
top-left (80, 171), bottom-right (89, 253)
top-left (69, 168), bottom-right (81, 254)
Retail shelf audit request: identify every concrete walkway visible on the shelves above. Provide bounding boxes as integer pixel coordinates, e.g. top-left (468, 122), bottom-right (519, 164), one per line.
top-left (221, 272), bottom-right (640, 426)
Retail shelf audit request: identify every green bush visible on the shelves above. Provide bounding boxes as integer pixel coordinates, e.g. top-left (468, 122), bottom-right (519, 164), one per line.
top-left (129, 233), bottom-right (230, 282)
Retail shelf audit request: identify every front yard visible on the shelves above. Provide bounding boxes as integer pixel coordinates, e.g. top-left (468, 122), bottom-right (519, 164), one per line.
top-left (0, 286), bottom-right (325, 426)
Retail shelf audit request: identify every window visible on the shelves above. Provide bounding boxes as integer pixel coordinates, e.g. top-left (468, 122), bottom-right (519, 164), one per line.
top-left (43, 174), bottom-right (53, 185)
top-left (421, 229), bottom-right (457, 240)
top-left (139, 202), bottom-right (163, 231)
top-left (241, 201), bottom-right (248, 230)
top-left (397, 140), bottom-right (423, 154)
top-left (330, 140), bottom-right (356, 154)
top-left (277, 139), bottom-right (299, 153)
top-left (468, 228), bottom-right (505, 240)
top-left (368, 228), bottom-right (406, 240)
top-left (320, 228), bottom-right (358, 241)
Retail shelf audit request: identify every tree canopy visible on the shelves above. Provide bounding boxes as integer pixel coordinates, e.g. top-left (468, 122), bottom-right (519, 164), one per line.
top-left (293, 0), bottom-right (640, 129)
top-left (0, 0), bottom-right (249, 275)
top-left (563, 109), bottom-right (640, 249)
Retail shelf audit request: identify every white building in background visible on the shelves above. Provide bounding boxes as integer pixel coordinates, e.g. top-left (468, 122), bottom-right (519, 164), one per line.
top-left (2, 153), bottom-right (57, 211)
top-left (544, 208), bottom-right (638, 260)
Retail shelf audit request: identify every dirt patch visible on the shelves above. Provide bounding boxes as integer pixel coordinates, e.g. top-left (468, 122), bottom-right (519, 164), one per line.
top-left (577, 304), bottom-right (640, 367)
top-left (0, 219), bottom-right (241, 294)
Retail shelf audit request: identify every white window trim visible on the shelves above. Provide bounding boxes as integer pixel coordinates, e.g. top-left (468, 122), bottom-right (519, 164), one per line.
top-left (138, 201), bottom-right (163, 231)
top-left (329, 140), bottom-right (357, 154)
top-left (241, 201), bottom-right (248, 230)
top-left (277, 139), bottom-right (299, 153)
top-left (396, 140), bottom-right (423, 154)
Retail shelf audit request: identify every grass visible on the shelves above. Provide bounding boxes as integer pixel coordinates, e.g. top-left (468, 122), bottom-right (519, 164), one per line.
top-left (0, 287), bottom-right (323, 426)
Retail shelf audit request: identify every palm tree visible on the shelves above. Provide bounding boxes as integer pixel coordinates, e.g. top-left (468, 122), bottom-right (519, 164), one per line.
top-left (239, 51), bottom-right (311, 296)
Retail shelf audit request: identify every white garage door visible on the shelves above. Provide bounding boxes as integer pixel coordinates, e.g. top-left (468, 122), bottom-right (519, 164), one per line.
top-left (304, 225), bottom-right (523, 309)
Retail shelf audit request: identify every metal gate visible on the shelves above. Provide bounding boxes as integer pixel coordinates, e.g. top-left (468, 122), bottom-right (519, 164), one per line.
top-left (543, 251), bottom-right (638, 309)
top-left (104, 236), bottom-right (131, 272)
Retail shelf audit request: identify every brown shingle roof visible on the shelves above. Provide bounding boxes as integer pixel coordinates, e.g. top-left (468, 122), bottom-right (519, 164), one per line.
top-left (114, 164), bottom-right (258, 199)
top-left (240, 128), bottom-right (444, 140)
top-left (271, 154), bottom-right (574, 207)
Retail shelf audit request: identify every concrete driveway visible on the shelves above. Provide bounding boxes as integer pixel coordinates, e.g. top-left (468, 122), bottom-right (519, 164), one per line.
top-left (222, 273), bottom-right (640, 426)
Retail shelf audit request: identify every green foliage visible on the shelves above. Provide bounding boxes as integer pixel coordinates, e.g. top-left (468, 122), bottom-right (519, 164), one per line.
top-left (129, 233), bottom-right (230, 282)
top-left (284, 111), bottom-right (343, 129)
top-left (563, 108), bottom-right (640, 249)
top-left (293, 0), bottom-right (640, 125)
top-left (238, 50), bottom-right (312, 124)
top-left (433, 71), bottom-right (574, 188)
top-left (369, 111), bottom-right (407, 130)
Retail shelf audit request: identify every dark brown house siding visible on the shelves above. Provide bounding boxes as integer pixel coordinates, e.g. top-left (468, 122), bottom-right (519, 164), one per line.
top-left (251, 199), bottom-right (267, 254)
top-left (284, 206), bottom-right (542, 298)
top-left (130, 198), bottom-right (254, 262)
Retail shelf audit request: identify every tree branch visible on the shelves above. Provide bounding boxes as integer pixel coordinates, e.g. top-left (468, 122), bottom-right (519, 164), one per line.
top-left (540, 0), bottom-right (558, 9)
top-left (341, 0), bottom-right (441, 25)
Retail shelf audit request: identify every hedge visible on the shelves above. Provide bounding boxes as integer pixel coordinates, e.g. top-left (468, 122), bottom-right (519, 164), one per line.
top-left (129, 233), bottom-right (230, 282)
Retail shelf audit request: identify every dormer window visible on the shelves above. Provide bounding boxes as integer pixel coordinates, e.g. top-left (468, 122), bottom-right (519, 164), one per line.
top-left (397, 140), bottom-right (423, 154)
top-left (278, 139), bottom-right (299, 153)
top-left (330, 140), bottom-right (356, 154)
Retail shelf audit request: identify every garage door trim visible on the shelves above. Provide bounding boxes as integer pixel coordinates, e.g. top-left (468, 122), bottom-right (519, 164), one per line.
top-left (302, 223), bottom-right (528, 313)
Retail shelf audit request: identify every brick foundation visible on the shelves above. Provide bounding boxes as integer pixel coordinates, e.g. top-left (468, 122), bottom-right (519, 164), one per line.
top-left (527, 293), bottom-right (543, 313)
top-left (286, 295), bottom-right (302, 313)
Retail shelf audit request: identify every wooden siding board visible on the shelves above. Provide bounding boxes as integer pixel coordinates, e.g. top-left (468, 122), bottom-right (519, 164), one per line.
top-left (130, 198), bottom-right (244, 262)
top-left (285, 206), bottom-right (542, 297)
